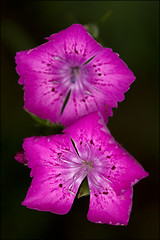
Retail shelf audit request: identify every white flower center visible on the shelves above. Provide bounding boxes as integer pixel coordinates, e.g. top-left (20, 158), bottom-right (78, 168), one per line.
top-left (59, 63), bottom-right (89, 92)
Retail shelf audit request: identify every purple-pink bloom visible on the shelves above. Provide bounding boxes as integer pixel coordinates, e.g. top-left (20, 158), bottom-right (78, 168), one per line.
top-left (16, 112), bottom-right (148, 225)
top-left (15, 24), bottom-right (135, 126)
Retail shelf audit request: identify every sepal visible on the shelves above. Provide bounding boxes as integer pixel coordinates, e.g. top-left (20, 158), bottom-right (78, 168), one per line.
top-left (77, 177), bottom-right (90, 198)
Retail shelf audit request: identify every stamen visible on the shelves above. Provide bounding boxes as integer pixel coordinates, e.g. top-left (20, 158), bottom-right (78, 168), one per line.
top-left (85, 142), bottom-right (92, 160)
top-left (84, 90), bottom-right (93, 96)
top-left (98, 172), bottom-right (113, 184)
top-left (89, 174), bottom-right (104, 190)
top-left (60, 155), bottom-right (82, 167)
top-left (67, 169), bottom-right (86, 192)
top-left (60, 158), bottom-right (81, 168)
top-left (67, 189), bottom-right (76, 195)
top-left (94, 167), bottom-right (113, 184)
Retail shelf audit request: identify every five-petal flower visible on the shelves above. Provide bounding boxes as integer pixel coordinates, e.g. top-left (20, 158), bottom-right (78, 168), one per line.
top-left (17, 112), bottom-right (148, 225)
top-left (15, 24), bottom-right (135, 126)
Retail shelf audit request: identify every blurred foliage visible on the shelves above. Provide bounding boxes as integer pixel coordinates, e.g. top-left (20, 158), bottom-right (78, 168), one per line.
top-left (1, 1), bottom-right (159, 240)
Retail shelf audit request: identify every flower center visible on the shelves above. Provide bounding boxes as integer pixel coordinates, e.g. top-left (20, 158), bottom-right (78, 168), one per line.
top-left (82, 160), bottom-right (94, 173)
top-left (58, 61), bottom-right (89, 93)
top-left (70, 66), bottom-right (80, 84)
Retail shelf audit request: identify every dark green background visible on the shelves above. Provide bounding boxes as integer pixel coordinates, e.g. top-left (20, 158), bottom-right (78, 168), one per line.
top-left (1, 1), bottom-right (159, 239)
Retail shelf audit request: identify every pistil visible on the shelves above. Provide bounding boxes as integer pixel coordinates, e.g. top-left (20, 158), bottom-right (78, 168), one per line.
top-left (70, 66), bottom-right (80, 84)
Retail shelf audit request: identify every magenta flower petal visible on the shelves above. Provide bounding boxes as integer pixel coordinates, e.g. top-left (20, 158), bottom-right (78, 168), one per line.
top-left (15, 42), bottom-right (66, 122)
top-left (85, 48), bottom-right (135, 117)
top-left (64, 112), bottom-right (149, 195)
top-left (19, 112), bottom-right (148, 224)
top-left (46, 23), bottom-right (102, 63)
top-left (22, 135), bottom-right (86, 214)
top-left (15, 24), bottom-right (135, 126)
top-left (87, 185), bottom-right (133, 225)
top-left (22, 165), bottom-right (81, 214)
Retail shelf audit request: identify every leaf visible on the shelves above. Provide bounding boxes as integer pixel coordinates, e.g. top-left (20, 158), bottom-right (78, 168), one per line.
top-left (25, 110), bottom-right (64, 129)
top-left (28, 112), bottom-right (54, 127)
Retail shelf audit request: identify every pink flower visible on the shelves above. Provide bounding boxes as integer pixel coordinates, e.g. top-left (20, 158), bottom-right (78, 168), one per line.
top-left (15, 24), bottom-right (135, 127)
top-left (17, 112), bottom-right (148, 225)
